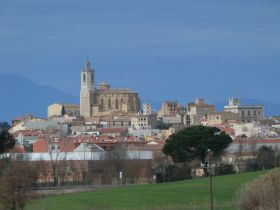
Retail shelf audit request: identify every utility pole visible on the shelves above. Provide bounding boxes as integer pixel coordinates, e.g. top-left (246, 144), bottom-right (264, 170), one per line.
top-left (207, 149), bottom-right (214, 210)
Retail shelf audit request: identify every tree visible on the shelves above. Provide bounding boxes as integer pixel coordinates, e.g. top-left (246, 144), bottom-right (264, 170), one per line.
top-left (162, 126), bottom-right (232, 163)
top-left (152, 152), bottom-right (170, 182)
top-left (105, 144), bottom-right (128, 172)
top-left (248, 137), bottom-right (257, 158)
top-left (0, 161), bottom-right (38, 210)
top-left (256, 146), bottom-right (274, 169)
top-left (0, 130), bottom-right (16, 155)
top-left (0, 122), bottom-right (11, 133)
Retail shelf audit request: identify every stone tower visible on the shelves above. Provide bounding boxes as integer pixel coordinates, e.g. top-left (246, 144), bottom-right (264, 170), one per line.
top-left (80, 61), bottom-right (95, 117)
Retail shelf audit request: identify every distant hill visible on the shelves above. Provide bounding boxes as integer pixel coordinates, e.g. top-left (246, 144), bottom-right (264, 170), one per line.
top-left (0, 74), bottom-right (79, 122)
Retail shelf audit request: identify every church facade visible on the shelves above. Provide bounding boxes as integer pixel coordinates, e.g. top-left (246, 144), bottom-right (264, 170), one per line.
top-left (80, 62), bottom-right (141, 117)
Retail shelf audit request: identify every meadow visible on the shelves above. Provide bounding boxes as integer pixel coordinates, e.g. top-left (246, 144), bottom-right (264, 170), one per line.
top-left (26, 170), bottom-right (266, 210)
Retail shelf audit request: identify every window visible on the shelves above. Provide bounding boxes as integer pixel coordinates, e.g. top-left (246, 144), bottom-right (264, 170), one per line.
top-left (254, 111), bottom-right (257, 116)
top-left (242, 111), bottom-right (245, 116)
top-left (83, 74), bottom-right (86, 82)
top-left (247, 111), bottom-right (250, 116)
top-left (108, 98), bottom-right (111, 108)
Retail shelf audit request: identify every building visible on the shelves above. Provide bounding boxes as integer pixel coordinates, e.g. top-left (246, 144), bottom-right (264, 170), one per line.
top-left (24, 119), bottom-right (69, 135)
top-left (204, 112), bottom-right (239, 126)
top-left (12, 114), bottom-right (34, 127)
top-left (224, 98), bottom-right (264, 123)
top-left (48, 103), bottom-right (79, 118)
top-left (143, 102), bottom-right (152, 115)
top-left (13, 130), bottom-right (43, 145)
top-left (157, 101), bottom-right (179, 118)
top-left (80, 61), bottom-right (141, 117)
top-left (99, 115), bottom-right (132, 128)
top-left (131, 114), bottom-right (157, 130)
top-left (186, 98), bottom-right (216, 125)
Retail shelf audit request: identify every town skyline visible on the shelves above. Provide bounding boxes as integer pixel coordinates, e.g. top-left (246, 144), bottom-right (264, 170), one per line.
top-left (1, 70), bottom-right (280, 122)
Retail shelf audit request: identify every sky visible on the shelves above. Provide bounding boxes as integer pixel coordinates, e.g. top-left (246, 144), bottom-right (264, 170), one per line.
top-left (1, 0), bottom-right (280, 104)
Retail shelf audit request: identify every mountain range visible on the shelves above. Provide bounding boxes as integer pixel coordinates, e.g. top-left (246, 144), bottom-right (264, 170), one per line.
top-left (0, 74), bottom-right (279, 123)
top-left (0, 74), bottom-right (78, 122)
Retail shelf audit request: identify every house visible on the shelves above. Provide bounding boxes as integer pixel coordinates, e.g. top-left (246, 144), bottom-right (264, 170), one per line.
top-left (204, 112), bottom-right (239, 126)
top-left (186, 98), bottom-right (216, 125)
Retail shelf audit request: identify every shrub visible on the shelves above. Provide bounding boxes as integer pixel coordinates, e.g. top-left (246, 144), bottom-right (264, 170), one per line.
top-left (164, 163), bottom-right (192, 182)
top-left (238, 168), bottom-right (280, 210)
top-left (215, 163), bottom-right (235, 176)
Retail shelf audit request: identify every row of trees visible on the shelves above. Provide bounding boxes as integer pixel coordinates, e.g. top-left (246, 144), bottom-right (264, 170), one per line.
top-left (235, 145), bottom-right (280, 172)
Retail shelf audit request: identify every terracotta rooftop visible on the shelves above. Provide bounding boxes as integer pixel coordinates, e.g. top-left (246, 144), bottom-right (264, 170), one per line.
top-left (100, 128), bottom-right (127, 134)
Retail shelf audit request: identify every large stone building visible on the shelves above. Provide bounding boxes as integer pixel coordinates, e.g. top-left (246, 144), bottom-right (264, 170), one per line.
top-left (202, 112), bottom-right (239, 126)
top-left (80, 61), bottom-right (141, 117)
top-left (224, 98), bottom-right (264, 123)
top-left (157, 101), bottom-right (179, 118)
top-left (186, 98), bottom-right (216, 125)
top-left (48, 103), bottom-right (79, 118)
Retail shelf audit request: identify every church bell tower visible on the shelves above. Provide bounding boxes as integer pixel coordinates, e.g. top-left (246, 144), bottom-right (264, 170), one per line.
top-left (80, 61), bottom-right (95, 117)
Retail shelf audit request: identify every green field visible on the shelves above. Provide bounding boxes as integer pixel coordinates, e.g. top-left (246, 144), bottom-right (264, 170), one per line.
top-left (27, 171), bottom-right (267, 210)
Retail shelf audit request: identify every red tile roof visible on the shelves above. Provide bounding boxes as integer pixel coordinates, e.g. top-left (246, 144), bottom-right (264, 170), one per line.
top-left (33, 139), bottom-right (48, 153)
top-left (232, 139), bottom-right (280, 144)
top-left (13, 130), bottom-right (43, 138)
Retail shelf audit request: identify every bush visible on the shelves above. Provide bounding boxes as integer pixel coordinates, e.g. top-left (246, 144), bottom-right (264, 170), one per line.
top-left (238, 168), bottom-right (280, 210)
top-left (215, 163), bottom-right (235, 176)
top-left (256, 146), bottom-right (275, 169)
top-left (164, 163), bottom-right (192, 182)
top-left (244, 159), bottom-right (260, 172)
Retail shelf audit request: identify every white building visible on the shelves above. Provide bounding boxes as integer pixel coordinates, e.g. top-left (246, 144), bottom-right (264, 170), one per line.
top-left (224, 98), bottom-right (264, 123)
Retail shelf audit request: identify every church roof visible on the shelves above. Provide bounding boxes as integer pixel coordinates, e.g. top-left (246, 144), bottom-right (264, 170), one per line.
top-left (97, 88), bottom-right (138, 94)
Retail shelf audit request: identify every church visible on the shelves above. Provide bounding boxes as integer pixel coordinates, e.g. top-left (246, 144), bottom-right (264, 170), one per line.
top-left (80, 61), bottom-right (141, 117)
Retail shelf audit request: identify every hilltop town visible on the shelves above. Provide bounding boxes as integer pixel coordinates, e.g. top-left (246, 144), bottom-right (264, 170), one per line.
top-left (4, 61), bottom-right (280, 186)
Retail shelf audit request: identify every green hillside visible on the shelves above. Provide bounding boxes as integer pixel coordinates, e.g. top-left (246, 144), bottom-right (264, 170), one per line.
top-left (27, 170), bottom-right (266, 210)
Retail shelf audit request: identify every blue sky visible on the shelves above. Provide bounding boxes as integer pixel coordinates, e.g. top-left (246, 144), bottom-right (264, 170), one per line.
top-left (1, 0), bottom-right (280, 103)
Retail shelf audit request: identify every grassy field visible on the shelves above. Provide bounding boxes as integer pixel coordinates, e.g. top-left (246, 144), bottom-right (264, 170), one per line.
top-left (26, 170), bottom-right (267, 210)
